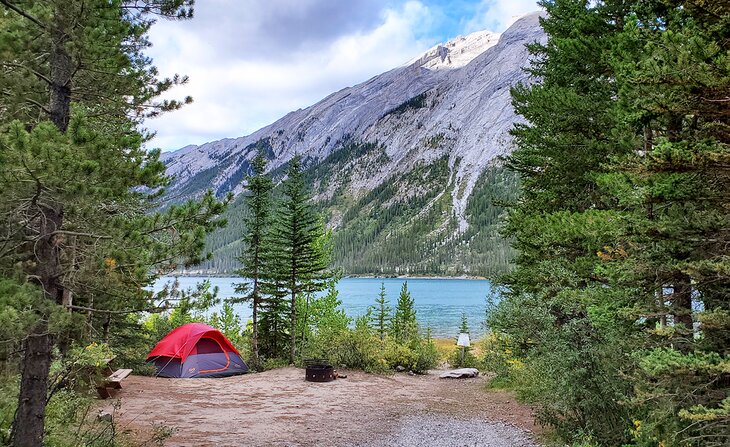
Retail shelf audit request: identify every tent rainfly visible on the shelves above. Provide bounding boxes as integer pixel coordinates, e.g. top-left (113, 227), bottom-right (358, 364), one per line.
top-left (147, 323), bottom-right (248, 378)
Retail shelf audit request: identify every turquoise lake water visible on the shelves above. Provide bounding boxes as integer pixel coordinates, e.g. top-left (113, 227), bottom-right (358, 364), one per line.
top-left (153, 276), bottom-right (496, 338)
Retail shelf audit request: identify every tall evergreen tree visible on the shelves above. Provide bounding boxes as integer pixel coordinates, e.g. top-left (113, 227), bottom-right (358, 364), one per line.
top-left (596, 3), bottom-right (730, 443)
top-left (233, 147), bottom-right (273, 370)
top-left (391, 281), bottom-right (417, 344)
top-left (370, 282), bottom-right (391, 341)
top-left (493, 0), bottom-right (638, 442)
top-left (492, 0), bottom-right (730, 444)
top-left (0, 1), bottom-right (226, 445)
top-left (265, 155), bottom-right (333, 363)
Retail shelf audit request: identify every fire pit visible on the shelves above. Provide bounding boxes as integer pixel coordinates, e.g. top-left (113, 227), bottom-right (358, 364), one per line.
top-left (304, 359), bottom-right (336, 382)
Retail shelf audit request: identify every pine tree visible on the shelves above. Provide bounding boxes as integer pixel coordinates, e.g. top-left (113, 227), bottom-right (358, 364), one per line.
top-left (493, 0), bottom-right (730, 444)
top-left (370, 282), bottom-right (391, 341)
top-left (391, 281), bottom-right (417, 344)
top-left (492, 0), bottom-right (636, 442)
top-left (233, 147), bottom-right (273, 370)
top-left (595, 3), bottom-right (730, 443)
top-left (0, 2), bottom-right (225, 445)
top-left (459, 313), bottom-right (469, 334)
top-left (265, 155), bottom-right (333, 363)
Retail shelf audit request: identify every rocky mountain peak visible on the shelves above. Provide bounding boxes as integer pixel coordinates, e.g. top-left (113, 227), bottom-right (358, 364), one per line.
top-left (409, 29), bottom-right (501, 70)
top-left (161, 13), bottom-right (545, 274)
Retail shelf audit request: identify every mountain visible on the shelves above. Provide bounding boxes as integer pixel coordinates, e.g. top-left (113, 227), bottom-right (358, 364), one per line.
top-left (162, 13), bottom-right (545, 277)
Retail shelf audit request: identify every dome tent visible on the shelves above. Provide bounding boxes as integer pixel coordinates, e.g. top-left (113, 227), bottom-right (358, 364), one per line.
top-left (147, 323), bottom-right (248, 378)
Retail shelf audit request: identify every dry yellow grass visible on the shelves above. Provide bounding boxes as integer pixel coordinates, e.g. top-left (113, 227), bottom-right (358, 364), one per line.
top-left (432, 337), bottom-right (485, 360)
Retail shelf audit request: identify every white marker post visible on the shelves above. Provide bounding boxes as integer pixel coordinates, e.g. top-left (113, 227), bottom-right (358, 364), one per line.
top-left (457, 332), bottom-right (470, 364)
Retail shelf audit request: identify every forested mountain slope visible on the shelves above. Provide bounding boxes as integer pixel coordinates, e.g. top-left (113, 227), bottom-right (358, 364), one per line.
top-left (162, 13), bottom-right (544, 276)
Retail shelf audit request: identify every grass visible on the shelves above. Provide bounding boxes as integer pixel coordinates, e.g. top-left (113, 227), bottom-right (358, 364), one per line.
top-left (432, 336), bottom-right (486, 363)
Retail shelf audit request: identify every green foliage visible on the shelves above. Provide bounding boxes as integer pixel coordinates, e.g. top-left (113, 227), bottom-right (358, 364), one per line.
top-left (233, 147), bottom-right (274, 369)
top-left (410, 336), bottom-right (439, 374)
top-left (493, 1), bottom-right (730, 445)
top-left (0, 375), bottom-right (18, 445)
top-left (448, 347), bottom-right (480, 369)
top-left (291, 284), bottom-right (438, 374)
top-left (208, 303), bottom-right (251, 359)
top-left (261, 155), bottom-right (335, 362)
top-left (459, 313), bottom-right (469, 334)
top-left (0, 1), bottom-right (225, 443)
top-left (296, 284), bottom-right (351, 361)
top-left (383, 92), bottom-right (428, 117)
top-left (323, 316), bottom-right (388, 373)
top-left (370, 283), bottom-right (391, 341)
top-left (391, 282), bottom-right (418, 344)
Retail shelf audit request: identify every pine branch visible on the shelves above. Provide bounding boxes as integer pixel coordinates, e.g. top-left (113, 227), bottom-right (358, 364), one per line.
top-left (0, 0), bottom-right (47, 30)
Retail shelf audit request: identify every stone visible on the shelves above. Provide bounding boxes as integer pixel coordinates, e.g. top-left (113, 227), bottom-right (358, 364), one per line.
top-left (439, 368), bottom-right (479, 379)
top-left (97, 410), bottom-right (113, 422)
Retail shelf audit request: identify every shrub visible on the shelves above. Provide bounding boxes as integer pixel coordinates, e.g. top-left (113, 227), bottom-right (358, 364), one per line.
top-left (262, 357), bottom-right (290, 371)
top-left (412, 338), bottom-right (439, 373)
top-left (449, 345), bottom-right (481, 369)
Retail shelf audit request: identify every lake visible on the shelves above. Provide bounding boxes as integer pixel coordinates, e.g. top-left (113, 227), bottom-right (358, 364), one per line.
top-left (153, 276), bottom-right (496, 338)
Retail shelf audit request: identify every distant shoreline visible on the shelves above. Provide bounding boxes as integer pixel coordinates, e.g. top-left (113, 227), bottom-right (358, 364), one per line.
top-left (344, 274), bottom-right (488, 281)
top-left (165, 273), bottom-right (489, 281)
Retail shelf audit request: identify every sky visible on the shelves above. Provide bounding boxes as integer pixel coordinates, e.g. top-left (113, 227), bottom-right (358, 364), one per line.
top-left (145, 0), bottom-right (541, 152)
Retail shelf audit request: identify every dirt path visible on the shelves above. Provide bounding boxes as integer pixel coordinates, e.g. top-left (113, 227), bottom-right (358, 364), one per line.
top-left (114, 368), bottom-right (539, 446)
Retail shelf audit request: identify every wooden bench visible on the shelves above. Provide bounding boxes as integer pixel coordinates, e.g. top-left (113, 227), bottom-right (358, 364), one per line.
top-left (96, 368), bottom-right (132, 399)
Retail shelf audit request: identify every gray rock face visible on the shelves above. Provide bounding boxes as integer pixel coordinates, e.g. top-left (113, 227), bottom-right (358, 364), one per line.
top-left (161, 13), bottom-right (545, 232)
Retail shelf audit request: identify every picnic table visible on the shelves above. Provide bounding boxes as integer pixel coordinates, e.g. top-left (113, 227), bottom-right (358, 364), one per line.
top-left (95, 357), bottom-right (132, 399)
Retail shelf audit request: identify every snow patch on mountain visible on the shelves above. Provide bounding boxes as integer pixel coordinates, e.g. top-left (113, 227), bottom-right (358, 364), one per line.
top-left (409, 30), bottom-right (501, 70)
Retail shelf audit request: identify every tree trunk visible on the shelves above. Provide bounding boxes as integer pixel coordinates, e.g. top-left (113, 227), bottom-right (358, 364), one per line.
top-left (12, 323), bottom-right (52, 447)
top-left (13, 6), bottom-right (72, 442)
top-left (13, 203), bottom-right (63, 447)
top-left (673, 273), bottom-right (694, 328)
top-left (290, 288), bottom-right (296, 364)
top-left (49, 22), bottom-right (72, 132)
top-left (102, 314), bottom-right (111, 343)
top-left (251, 281), bottom-right (260, 370)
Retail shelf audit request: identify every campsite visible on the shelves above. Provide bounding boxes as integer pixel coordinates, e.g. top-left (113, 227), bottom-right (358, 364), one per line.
top-left (112, 367), bottom-right (538, 446)
top-left (111, 321), bottom-right (538, 446)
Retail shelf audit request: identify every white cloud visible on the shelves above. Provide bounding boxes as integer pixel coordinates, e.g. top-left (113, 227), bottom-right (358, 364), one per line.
top-left (143, 0), bottom-right (540, 152)
top-left (463, 0), bottom-right (540, 33)
top-left (145, 1), bottom-right (436, 151)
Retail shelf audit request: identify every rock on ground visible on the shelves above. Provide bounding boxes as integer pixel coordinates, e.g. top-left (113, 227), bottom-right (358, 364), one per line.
top-left (440, 368), bottom-right (480, 379)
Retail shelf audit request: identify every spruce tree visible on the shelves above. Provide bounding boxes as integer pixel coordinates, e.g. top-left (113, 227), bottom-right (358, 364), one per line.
top-left (459, 313), bottom-right (469, 334)
top-left (370, 282), bottom-right (391, 341)
top-left (493, 0), bottom-right (730, 444)
top-left (391, 281), bottom-right (417, 344)
top-left (493, 0), bottom-right (636, 442)
top-left (233, 147), bottom-right (273, 370)
top-left (265, 155), bottom-right (333, 363)
top-left (0, 2), bottom-right (225, 445)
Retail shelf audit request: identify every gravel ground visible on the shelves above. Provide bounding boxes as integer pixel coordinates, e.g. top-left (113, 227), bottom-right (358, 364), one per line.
top-left (351, 415), bottom-right (540, 447)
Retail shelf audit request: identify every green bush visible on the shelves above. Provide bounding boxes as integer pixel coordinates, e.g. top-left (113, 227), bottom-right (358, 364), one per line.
top-left (0, 374), bottom-right (18, 445)
top-left (411, 338), bottom-right (439, 373)
top-left (262, 357), bottom-right (290, 371)
top-left (383, 341), bottom-right (417, 370)
top-left (448, 346), bottom-right (481, 369)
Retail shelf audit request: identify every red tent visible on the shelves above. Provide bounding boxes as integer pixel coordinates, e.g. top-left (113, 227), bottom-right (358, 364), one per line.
top-left (147, 323), bottom-right (248, 378)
